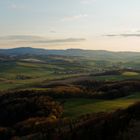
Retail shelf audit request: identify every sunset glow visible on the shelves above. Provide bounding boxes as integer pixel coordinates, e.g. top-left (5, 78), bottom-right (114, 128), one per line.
top-left (0, 0), bottom-right (140, 51)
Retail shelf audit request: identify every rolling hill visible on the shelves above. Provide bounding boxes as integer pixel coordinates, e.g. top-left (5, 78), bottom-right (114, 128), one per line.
top-left (1, 47), bottom-right (140, 61)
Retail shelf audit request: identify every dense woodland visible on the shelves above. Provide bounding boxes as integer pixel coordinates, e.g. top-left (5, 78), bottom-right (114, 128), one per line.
top-left (0, 79), bottom-right (140, 140)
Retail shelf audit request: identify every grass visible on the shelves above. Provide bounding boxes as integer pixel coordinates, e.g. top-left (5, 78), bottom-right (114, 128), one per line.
top-left (0, 61), bottom-right (77, 90)
top-left (0, 72), bottom-right (87, 91)
top-left (122, 71), bottom-right (139, 76)
top-left (92, 73), bottom-right (140, 81)
top-left (1, 58), bottom-right (140, 90)
top-left (61, 92), bottom-right (140, 118)
top-left (0, 60), bottom-right (140, 119)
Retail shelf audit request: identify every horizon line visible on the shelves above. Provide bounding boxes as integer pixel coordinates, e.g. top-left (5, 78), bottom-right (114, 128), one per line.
top-left (1, 46), bottom-right (140, 53)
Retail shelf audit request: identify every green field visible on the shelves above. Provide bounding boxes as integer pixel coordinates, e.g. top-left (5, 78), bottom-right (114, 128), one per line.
top-left (1, 54), bottom-right (140, 91)
top-left (122, 71), bottom-right (139, 76)
top-left (0, 60), bottom-right (88, 90)
top-left (1, 56), bottom-right (140, 120)
top-left (92, 73), bottom-right (140, 81)
top-left (61, 92), bottom-right (140, 118)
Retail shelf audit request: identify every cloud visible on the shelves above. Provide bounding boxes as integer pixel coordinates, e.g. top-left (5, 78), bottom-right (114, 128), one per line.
top-left (50, 30), bottom-right (57, 33)
top-left (9, 3), bottom-right (25, 10)
top-left (80, 0), bottom-right (96, 4)
top-left (10, 4), bottom-right (17, 9)
top-left (34, 38), bottom-right (86, 44)
top-left (136, 30), bottom-right (140, 33)
top-left (61, 14), bottom-right (88, 21)
top-left (0, 35), bottom-right (86, 44)
top-left (0, 35), bottom-right (44, 41)
top-left (105, 33), bottom-right (140, 37)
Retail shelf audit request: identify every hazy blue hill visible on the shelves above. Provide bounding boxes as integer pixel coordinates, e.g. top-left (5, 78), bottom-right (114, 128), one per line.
top-left (0, 47), bottom-right (140, 61)
top-left (0, 47), bottom-right (47, 56)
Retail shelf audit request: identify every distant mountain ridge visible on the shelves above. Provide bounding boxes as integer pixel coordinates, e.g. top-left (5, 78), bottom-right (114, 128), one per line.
top-left (0, 47), bottom-right (140, 61)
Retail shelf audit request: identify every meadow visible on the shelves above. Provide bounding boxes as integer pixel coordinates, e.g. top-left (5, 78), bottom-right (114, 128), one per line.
top-left (1, 57), bottom-right (140, 119)
top-left (1, 53), bottom-right (140, 139)
top-left (61, 92), bottom-right (140, 118)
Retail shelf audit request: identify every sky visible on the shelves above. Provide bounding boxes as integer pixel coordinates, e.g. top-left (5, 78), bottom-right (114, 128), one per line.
top-left (0, 0), bottom-right (140, 51)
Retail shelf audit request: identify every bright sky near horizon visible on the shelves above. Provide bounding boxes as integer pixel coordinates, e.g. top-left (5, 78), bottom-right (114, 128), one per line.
top-left (0, 0), bottom-right (140, 51)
